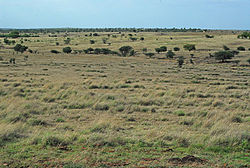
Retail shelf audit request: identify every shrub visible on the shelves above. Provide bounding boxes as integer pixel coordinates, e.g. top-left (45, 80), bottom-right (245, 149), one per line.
top-left (64, 38), bottom-right (71, 44)
top-left (129, 50), bottom-right (135, 56)
top-left (214, 51), bottom-right (234, 62)
top-left (155, 48), bottom-right (161, 54)
top-left (183, 44), bottom-right (196, 51)
top-left (144, 53), bottom-right (154, 58)
top-left (63, 47), bottom-right (72, 54)
top-left (238, 32), bottom-right (250, 39)
top-left (51, 50), bottom-right (60, 54)
top-left (130, 37), bottom-right (137, 41)
top-left (223, 45), bottom-right (230, 51)
top-left (90, 40), bottom-right (95, 44)
top-left (166, 50), bottom-right (175, 58)
top-left (94, 103), bottom-right (109, 111)
top-left (160, 46), bottom-right (167, 52)
top-left (237, 46), bottom-right (245, 51)
top-left (142, 48), bottom-right (147, 53)
top-left (205, 34), bottom-right (214, 38)
top-left (177, 56), bottom-right (184, 67)
top-left (140, 37), bottom-right (144, 41)
top-left (174, 47), bottom-right (180, 51)
top-left (247, 58), bottom-right (250, 64)
top-left (119, 46), bottom-right (133, 57)
top-left (44, 136), bottom-right (69, 147)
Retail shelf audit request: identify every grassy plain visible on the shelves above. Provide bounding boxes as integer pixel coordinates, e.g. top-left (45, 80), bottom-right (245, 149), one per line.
top-left (0, 31), bottom-right (249, 167)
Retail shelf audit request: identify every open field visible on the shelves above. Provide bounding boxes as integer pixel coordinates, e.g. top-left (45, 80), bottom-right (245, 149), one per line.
top-left (0, 31), bottom-right (250, 167)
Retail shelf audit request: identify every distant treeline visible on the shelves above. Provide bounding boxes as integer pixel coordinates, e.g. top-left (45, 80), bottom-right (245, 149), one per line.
top-left (0, 31), bottom-right (39, 38)
top-left (0, 28), bottom-right (204, 34)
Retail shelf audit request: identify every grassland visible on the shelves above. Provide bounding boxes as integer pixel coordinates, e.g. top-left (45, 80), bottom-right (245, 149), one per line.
top-left (0, 31), bottom-right (249, 167)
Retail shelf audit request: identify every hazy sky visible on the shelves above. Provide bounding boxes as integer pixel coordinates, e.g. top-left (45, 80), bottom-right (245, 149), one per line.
top-left (0, 0), bottom-right (249, 29)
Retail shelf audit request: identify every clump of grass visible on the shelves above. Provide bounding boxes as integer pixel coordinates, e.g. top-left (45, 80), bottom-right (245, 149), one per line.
top-left (66, 103), bottom-right (86, 109)
top-left (56, 118), bottom-right (65, 122)
top-left (89, 85), bottom-right (100, 89)
top-left (0, 124), bottom-right (25, 146)
top-left (90, 123), bottom-right (110, 133)
top-left (44, 136), bottom-right (69, 147)
top-left (175, 110), bottom-right (185, 116)
top-left (231, 116), bottom-right (243, 123)
top-left (28, 119), bottom-right (48, 126)
top-left (94, 103), bottom-right (109, 111)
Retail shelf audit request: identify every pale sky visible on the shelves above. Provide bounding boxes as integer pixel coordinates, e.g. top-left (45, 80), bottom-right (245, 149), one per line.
top-left (0, 0), bottom-right (249, 29)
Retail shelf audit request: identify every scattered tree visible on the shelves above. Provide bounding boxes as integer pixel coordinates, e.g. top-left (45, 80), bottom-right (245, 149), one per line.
top-left (214, 51), bottom-right (234, 63)
top-left (119, 46), bottom-right (133, 57)
top-left (14, 44), bottom-right (28, 53)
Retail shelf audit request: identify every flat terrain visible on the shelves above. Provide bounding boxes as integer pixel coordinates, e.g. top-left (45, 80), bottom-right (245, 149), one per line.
top-left (0, 31), bottom-right (249, 167)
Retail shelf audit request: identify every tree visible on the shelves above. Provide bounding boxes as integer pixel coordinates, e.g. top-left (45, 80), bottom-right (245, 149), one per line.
top-left (140, 37), bottom-right (144, 41)
top-left (214, 51), bottom-right (234, 62)
top-left (183, 44), bottom-right (196, 51)
top-left (166, 50), bottom-right (175, 58)
top-left (14, 44), bottom-right (28, 53)
top-left (178, 56), bottom-right (184, 67)
top-left (63, 47), bottom-right (72, 54)
top-left (90, 40), bottom-right (95, 44)
top-left (119, 46), bottom-right (133, 57)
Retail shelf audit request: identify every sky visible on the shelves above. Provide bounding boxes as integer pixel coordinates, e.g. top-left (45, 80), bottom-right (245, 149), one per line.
top-left (0, 0), bottom-right (249, 30)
